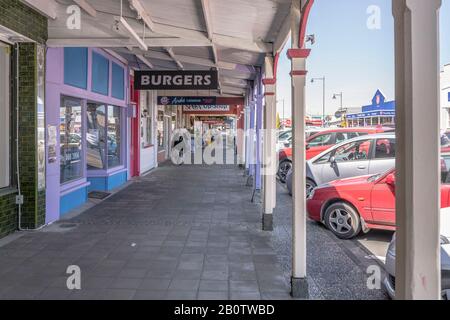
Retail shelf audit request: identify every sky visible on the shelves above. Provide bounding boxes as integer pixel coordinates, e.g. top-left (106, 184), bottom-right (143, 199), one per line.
top-left (276, 0), bottom-right (450, 119)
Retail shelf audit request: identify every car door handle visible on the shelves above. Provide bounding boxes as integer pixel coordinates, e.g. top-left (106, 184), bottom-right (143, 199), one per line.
top-left (357, 165), bottom-right (366, 170)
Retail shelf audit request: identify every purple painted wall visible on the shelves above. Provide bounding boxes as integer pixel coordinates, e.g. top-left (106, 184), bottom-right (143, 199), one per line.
top-left (45, 47), bottom-right (129, 224)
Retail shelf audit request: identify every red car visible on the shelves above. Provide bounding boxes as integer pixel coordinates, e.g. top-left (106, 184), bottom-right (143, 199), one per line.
top-left (277, 127), bottom-right (392, 183)
top-left (306, 169), bottom-right (450, 239)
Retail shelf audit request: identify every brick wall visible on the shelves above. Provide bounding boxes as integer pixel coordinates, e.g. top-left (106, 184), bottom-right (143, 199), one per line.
top-left (0, 0), bottom-right (47, 43)
top-left (0, 0), bottom-right (47, 237)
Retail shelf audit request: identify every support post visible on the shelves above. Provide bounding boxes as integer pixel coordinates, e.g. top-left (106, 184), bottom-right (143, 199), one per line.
top-left (289, 0), bottom-right (310, 299)
top-left (255, 88), bottom-right (263, 191)
top-left (262, 56), bottom-right (277, 231)
top-left (392, 0), bottom-right (442, 300)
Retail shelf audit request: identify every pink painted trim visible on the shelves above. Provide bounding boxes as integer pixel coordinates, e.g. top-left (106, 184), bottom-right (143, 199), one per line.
top-left (299, 0), bottom-right (315, 48)
top-left (273, 52), bottom-right (280, 80)
top-left (287, 49), bottom-right (311, 59)
top-left (262, 78), bottom-right (276, 85)
top-left (290, 70), bottom-right (308, 77)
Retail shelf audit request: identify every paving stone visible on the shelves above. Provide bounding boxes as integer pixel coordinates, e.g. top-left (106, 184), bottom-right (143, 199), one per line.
top-left (229, 280), bottom-right (259, 292)
top-left (199, 280), bottom-right (229, 292)
top-left (168, 279), bottom-right (200, 291)
top-left (109, 277), bottom-right (143, 290)
top-left (165, 290), bottom-right (198, 300)
top-left (139, 278), bottom-right (171, 291)
top-left (197, 291), bottom-right (229, 300)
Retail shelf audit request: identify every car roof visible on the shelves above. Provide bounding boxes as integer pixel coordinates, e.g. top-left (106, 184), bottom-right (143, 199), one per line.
top-left (306, 127), bottom-right (392, 140)
top-left (308, 133), bottom-right (395, 162)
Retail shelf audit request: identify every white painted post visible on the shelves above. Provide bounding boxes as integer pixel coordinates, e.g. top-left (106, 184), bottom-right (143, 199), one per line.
top-left (262, 56), bottom-right (277, 231)
top-left (288, 0), bottom-right (309, 298)
top-left (393, 0), bottom-right (442, 300)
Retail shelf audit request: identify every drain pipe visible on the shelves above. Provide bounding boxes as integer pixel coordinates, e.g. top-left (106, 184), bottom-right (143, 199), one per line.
top-left (15, 43), bottom-right (46, 232)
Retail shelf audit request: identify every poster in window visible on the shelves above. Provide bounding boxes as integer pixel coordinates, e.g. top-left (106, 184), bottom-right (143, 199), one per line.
top-left (47, 125), bottom-right (57, 164)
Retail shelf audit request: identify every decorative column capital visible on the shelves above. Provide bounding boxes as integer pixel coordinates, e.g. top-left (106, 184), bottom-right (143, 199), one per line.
top-left (262, 78), bottom-right (276, 97)
top-left (287, 49), bottom-right (311, 60)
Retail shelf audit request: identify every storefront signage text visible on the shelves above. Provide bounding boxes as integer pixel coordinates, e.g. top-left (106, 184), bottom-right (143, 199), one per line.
top-left (158, 96), bottom-right (217, 106)
top-left (135, 70), bottom-right (218, 90)
top-left (183, 105), bottom-right (230, 112)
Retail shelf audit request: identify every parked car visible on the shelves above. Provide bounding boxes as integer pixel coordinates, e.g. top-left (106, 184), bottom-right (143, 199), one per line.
top-left (286, 133), bottom-right (396, 196)
top-left (384, 207), bottom-right (450, 300)
top-left (306, 168), bottom-right (450, 239)
top-left (277, 127), bottom-right (391, 183)
top-left (276, 128), bottom-right (322, 153)
top-left (276, 129), bottom-right (292, 153)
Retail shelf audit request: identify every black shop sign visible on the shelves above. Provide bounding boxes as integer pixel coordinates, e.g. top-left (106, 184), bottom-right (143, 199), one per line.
top-left (135, 70), bottom-right (219, 90)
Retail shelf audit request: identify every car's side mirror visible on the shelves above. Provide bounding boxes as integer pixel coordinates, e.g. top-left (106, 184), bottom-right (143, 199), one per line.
top-left (329, 156), bottom-right (336, 165)
top-left (386, 173), bottom-right (395, 187)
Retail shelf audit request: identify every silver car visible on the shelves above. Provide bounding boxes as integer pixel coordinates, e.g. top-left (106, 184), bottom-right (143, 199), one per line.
top-left (286, 133), bottom-right (396, 196)
top-left (384, 207), bottom-right (450, 300)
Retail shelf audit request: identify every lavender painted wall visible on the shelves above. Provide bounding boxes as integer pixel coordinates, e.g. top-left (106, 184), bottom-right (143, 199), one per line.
top-left (45, 47), bottom-right (129, 224)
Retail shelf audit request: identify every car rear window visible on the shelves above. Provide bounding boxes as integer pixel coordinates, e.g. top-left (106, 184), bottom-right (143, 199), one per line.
top-left (375, 138), bottom-right (396, 159)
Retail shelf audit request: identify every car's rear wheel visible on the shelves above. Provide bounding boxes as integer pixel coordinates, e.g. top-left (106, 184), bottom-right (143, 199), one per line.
top-left (306, 179), bottom-right (316, 198)
top-left (278, 160), bottom-right (292, 183)
top-left (324, 202), bottom-right (361, 239)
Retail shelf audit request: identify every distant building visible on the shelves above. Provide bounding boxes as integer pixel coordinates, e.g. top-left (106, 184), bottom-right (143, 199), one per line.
top-left (347, 90), bottom-right (395, 127)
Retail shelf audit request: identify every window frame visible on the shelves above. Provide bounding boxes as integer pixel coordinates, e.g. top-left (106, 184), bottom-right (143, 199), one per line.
top-left (0, 42), bottom-right (11, 189)
top-left (59, 96), bottom-right (85, 185)
top-left (140, 91), bottom-right (153, 149)
top-left (372, 138), bottom-right (396, 160)
top-left (314, 139), bottom-right (374, 165)
top-left (86, 101), bottom-right (124, 171)
top-left (106, 105), bottom-right (123, 169)
top-left (307, 132), bottom-right (334, 147)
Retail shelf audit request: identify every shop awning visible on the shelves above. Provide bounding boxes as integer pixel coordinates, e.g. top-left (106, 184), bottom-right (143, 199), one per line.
top-left (32, 0), bottom-right (293, 97)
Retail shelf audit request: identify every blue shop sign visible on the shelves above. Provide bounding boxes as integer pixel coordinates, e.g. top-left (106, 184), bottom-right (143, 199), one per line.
top-left (347, 110), bottom-right (395, 120)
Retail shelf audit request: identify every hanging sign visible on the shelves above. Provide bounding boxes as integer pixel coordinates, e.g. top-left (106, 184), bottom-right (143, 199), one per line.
top-left (158, 96), bottom-right (217, 106)
top-left (135, 70), bottom-right (219, 90)
top-left (183, 105), bottom-right (230, 112)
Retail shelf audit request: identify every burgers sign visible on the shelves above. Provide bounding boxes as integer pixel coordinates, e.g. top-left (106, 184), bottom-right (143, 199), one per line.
top-left (134, 70), bottom-right (219, 90)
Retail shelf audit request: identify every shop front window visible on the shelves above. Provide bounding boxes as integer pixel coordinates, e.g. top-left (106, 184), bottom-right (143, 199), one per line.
top-left (87, 103), bottom-right (106, 170)
top-left (107, 105), bottom-right (122, 168)
top-left (141, 91), bottom-right (153, 148)
top-left (60, 98), bottom-right (83, 184)
top-left (157, 110), bottom-right (165, 151)
top-left (86, 103), bottom-right (122, 170)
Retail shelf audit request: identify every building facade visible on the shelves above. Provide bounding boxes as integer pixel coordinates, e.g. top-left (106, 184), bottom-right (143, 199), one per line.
top-left (45, 47), bottom-right (130, 221)
top-left (347, 90), bottom-right (396, 127)
top-left (0, 0), bottom-right (48, 237)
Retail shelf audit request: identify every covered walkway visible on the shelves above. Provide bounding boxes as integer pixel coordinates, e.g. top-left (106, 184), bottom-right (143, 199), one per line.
top-left (0, 159), bottom-right (386, 300)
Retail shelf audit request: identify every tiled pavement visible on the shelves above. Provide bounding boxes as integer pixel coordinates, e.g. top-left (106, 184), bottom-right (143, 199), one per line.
top-left (0, 161), bottom-right (387, 300)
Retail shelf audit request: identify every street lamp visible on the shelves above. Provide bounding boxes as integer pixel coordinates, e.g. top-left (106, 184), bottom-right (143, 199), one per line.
top-left (311, 77), bottom-right (326, 127)
top-left (332, 92), bottom-right (343, 111)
